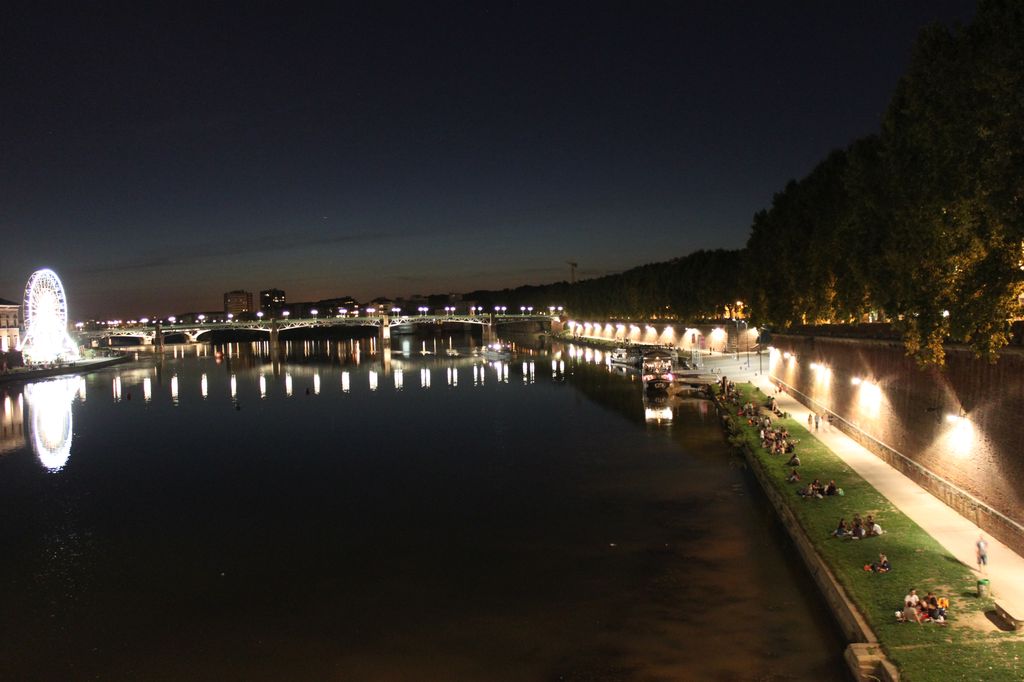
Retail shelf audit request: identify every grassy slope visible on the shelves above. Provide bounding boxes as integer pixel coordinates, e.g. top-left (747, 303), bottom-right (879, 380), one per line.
top-left (726, 383), bottom-right (1024, 681)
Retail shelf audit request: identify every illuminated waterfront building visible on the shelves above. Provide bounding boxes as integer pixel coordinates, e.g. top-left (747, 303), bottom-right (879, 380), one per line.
top-left (0, 297), bottom-right (19, 354)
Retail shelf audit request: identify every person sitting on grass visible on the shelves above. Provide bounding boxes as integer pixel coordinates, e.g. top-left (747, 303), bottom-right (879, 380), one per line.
top-left (935, 596), bottom-right (949, 622)
top-left (901, 598), bottom-right (923, 624)
top-left (872, 553), bottom-right (891, 573)
top-left (866, 520), bottom-right (884, 537)
top-left (832, 518), bottom-right (848, 537)
top-left (786, 469), bottom-right (801, 483)
top-left (849, 517), bottom-right (864, 539)
top-left (786, 452), bottom-right (801, 467)
top-left (825, 480), bottom-right (837, 496)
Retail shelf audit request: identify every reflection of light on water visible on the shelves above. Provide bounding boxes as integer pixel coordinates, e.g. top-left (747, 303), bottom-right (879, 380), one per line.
top-left (285, 373), bottom-right (293, 397)
top-left (230, 374), bottom-right (237, 399)
top-left (259, 374), bottom-right (267, 399)
top-left (171, 375), bottom-right (179, 405)
top-left (201, 373), bottom-right (208, 399)
top-left (473, 365), bottom-right (479, 386)
top-left (394, 369), bottom-right (404, 390)
top-left (559, 360), bottom-right (565, 374)
top-left (522, 362), bottom-right (528, 384)
top-left (502, 363), bottom-right (509, 383)
top-left (143, 377), bottom-right (152, 403)
top-left (112, 376), bottom-right (122, 402)
top-left (77, 377), bottom-right (86, 402)
top-left (645, 406), bottom-right (673, 424)
top-left (24, 378), bottom-right (77, 472)
top-left (342, 371), bottom-right (350, 393)
top-left (369, 370), bottom-right (378, 391)
top-left (314, 373), bottom-right (321, 395)
top-left (420, 368), bottom-right (431, 388)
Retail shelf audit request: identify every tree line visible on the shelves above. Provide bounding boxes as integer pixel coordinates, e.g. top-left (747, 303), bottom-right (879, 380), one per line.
top-left (468, 1), bottom-right (1022, 365)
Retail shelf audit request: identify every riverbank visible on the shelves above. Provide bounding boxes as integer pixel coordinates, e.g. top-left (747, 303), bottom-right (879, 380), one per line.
top-left (718, 381), bottom-right (1024, 680)
top-left (0, 354), bottom-right (129, 385)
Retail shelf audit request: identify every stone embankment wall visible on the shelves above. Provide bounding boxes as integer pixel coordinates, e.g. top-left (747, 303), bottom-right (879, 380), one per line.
top-left (770, 334), bottom-right (1024, 556)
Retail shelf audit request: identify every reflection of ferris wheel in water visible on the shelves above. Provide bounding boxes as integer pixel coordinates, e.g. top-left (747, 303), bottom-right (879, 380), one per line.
top-left (24, 377), bottom-right (78, 472)
top-left (19, 268), bottom-right (80, 364)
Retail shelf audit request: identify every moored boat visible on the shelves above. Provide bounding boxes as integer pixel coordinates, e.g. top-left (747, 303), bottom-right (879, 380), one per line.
top-left (642, 349), bottom-right (675, 395)
top-left (608, 346), bottom-right (642, 366)
top-left (481, 343), bottom-right (512, 360)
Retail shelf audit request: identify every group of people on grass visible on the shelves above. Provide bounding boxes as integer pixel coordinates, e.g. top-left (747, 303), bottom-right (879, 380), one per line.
top-left (833, 512), bottom-right (883, 539)
top-left (791, 476), bottom-right (839, 500)
top-left (760, 423), bottom-right (798, 457)
top-left (896, 588), bottom-right (949, 624)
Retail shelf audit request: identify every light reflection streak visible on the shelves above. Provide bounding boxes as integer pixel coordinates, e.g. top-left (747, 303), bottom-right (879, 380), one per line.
top-left (285, 373), bottom-right (293, 397)
top-left (201, 373), bottom-right (208, 399)
top-left (342, 371), bottom-right (351, 393)
top-left (112, 376), bottom-right (122, 402)
top-left (24, 377), bottom-right (77, 472)
top-left (314, 373), bottom-right (321, 395)
top-left (394, 369), bottom-right (404, 390)
top-left (369, 370), bottom-right (378, 391)
top-left (143, 377), bottom-right (152, 403)
top-left (171, 375), bottom-right (179, 405)
top-left (231, 374), bottom-right (237, 399)
top-left (259, 374), bottom-right (267, 399)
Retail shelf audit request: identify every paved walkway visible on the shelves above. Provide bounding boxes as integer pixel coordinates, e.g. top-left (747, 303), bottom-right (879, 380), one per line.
top-left (751, 372), bottom-right (1024, 626)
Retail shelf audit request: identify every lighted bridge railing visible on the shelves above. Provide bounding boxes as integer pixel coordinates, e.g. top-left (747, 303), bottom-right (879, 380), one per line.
top-left (79, 314), bottom-right (554, 342)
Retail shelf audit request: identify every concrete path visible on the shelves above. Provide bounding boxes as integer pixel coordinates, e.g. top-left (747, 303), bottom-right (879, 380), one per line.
top-left (751, 373), bottom-right (1024, 627)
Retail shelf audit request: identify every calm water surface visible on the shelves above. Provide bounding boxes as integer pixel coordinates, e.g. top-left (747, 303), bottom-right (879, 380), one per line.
top-left (0, 336), bottom-right (845, 680)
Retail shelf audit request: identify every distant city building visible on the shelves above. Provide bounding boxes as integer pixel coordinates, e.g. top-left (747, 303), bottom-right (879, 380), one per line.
top-left (317, 296), bottom-right (359, 315)
top-left (260, 289), bottom-right (286, 311)
top-left (0, 297), bottom-right (20, 354)
top-left (223, 290), bottom-right (253, 316)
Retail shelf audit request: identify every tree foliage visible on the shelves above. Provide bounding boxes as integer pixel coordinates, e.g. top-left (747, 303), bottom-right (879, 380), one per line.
top-left (468, 2), bottom-right (1023, 365)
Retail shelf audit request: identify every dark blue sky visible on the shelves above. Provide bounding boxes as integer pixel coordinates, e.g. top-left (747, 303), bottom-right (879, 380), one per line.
top-left (2, 2), bottom-right (976, 318)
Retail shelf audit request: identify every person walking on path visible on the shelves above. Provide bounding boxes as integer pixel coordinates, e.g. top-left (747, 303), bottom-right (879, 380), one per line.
top-left (814, 413), bottom-right (820, 431)
top-left (977, 535), bottom-right (989, 572)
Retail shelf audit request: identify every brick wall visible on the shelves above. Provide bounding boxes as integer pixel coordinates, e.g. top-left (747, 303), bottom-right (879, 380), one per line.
top-left (770, 334), bottom-right (1024, 554)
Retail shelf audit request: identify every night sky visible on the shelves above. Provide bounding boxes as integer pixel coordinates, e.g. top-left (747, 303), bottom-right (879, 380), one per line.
top-left (2, 2), bottom-right (976, 319)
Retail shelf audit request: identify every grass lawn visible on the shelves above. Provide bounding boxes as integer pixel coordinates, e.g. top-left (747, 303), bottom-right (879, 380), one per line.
top-left (724, 383), bottom-right (1024, 681)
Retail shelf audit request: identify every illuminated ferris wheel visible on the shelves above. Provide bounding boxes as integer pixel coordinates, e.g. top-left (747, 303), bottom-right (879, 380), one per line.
top-left (19, 268), bottom-right (80, 364)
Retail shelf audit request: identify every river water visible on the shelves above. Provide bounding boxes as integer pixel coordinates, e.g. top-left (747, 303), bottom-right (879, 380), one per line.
top-left (0, 334), bottom-right (844, 680)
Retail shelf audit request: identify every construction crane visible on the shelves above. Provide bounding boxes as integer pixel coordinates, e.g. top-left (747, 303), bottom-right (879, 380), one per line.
top-left (566, 261), bottom-right (578, 284)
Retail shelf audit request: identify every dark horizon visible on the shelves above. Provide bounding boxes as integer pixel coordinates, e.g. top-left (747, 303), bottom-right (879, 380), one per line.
top-left (2, 2), bottom-right (976, 318)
